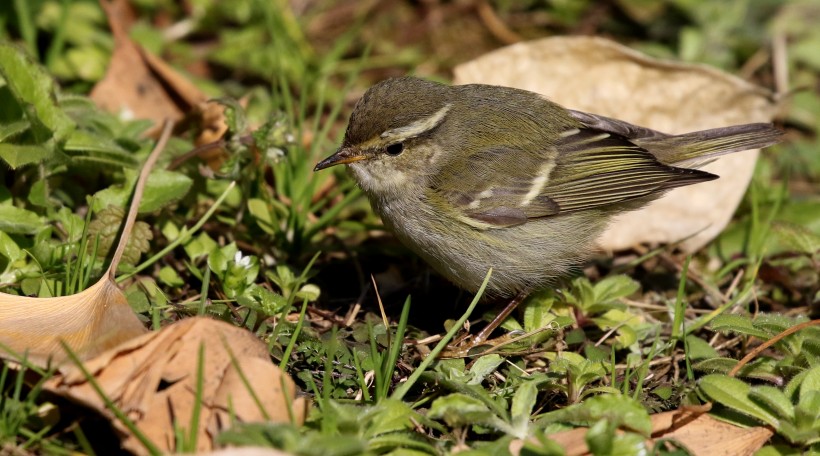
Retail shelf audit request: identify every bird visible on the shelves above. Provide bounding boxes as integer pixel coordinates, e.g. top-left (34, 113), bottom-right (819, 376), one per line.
top-left (314, 76), bottom-right (782, 345)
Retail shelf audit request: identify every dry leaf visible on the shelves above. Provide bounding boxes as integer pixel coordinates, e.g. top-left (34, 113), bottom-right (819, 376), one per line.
top-left (91, 0), bottom-right (188, 125)
top-left (45, 317), bottom-right (306, 455)
top-left (0, 279), bottom-right (148, 365)
top-left (0, 123), bottom-right (175, 365)
top-left (648, 408), bottom-right (773, 455)
top-left (92, 0), bottom-right (228, 151)
top-left (454, 36), bottom-right (779, 252)
top-left (512, 406), bottom-right (773, 455)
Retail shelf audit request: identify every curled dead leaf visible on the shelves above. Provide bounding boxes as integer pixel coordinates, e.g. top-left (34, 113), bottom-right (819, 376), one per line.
top-left (92, 0), bottom-right (229, 153)
top-left (454, 36), bottom-right (780, 252)
top-left (45, 317), bottom-right (306, 455)
top-left (0, 123), bottom-right (174, 366)
top-left (511, 406), bottom-right (773, 456)
top-left (0, 279), bottom-right (148, 365)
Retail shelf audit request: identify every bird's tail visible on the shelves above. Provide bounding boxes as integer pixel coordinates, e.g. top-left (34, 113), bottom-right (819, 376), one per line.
top-left (642, 123), bottom-right (784, 166)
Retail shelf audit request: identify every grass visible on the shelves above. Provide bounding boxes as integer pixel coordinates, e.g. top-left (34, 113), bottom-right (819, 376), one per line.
top-left (0, 0), bottom-right (819, 454)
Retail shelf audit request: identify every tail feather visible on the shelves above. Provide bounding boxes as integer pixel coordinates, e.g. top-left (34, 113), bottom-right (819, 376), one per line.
top-left (637, 123), bottom-right (784, 165)
top-left (567, 110), bottom-right (783, 166)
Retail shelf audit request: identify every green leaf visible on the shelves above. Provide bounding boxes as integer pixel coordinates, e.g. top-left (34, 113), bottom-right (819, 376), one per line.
top-left (184, 232), bottom-right (217, 260)
top-left (0, 120), bottom-right (29, 141)
top-left (593, 275), bottom-right (640, 302)
top-left (295, 283), bottom-right (320, 302)
top-left (0, 43), bottom-right (74, 142)
top-left (158, 266), bottom-right (184, 287)
top-left (360, 400), bottom-right (423, 437)
top-left (539, 394), bottom-right (651, 435)
top-left (511, 380), bottom-right (538, 423)
top-left (749, 386), bottom-right (795, 421)
top-left (709, 314), bottom-right (771, 339)
top-left (247, 198), bottom-right (276, 234)
top-left (772, 221), bottom-right (820, 256)
top-left (799, 366), bottom-right (820, 407)
top-left (92, 169), bottom-right (193, 213)
top-left (428, 393), bottom-right (495, 428)
top-left (467, 354), bottom-right (504, 385)
top-left (699, 374), bottom-right (780, 426)
top-left (0, 205), bottom-right (43, 234)
top-left (0, 143), bottom-right (53, 168)
top-left (585, 419), bottom-right (615, 455)
top-left (686, 334), bottom-right (720, 360)
top-left (0, 231), bottom-right (23, 263)
top-left (214, 97), bottom-right (248, 135)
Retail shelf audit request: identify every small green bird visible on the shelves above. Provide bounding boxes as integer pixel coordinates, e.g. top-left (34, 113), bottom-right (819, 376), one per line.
top-left (315, 76), bottom-right (782, 344)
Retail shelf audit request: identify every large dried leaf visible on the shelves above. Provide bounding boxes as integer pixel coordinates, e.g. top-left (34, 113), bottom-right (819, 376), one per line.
top-left (512, 407), bottom-right (772, 455)
top-left (45, 317), bottom-right (306, 455)
top-left (454, 36), bottom-right (779, 252)
top-left (0, 279), bottom-right (148, 365)
top-left (0, 124), bottom-right (175, 366)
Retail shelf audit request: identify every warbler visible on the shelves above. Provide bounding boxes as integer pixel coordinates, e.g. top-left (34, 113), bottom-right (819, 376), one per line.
top-left (315, 76), bottom-right (782, 343)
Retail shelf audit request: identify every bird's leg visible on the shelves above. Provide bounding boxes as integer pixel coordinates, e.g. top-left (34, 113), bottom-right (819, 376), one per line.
top-left (471, 289), bottom-right (530, 345)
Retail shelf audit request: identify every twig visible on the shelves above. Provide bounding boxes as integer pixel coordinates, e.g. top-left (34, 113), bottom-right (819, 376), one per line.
top-left (108, 120), bottom-right (174, 279)
top-left (729, 319), bottom-right (820, 377)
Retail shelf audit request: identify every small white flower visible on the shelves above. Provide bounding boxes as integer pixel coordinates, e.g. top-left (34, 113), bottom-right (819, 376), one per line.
top-left (234, 251), bottom-right (252, 269)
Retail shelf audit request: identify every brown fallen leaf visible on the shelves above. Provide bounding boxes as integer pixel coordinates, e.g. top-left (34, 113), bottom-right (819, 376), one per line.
top-left (511, 406), bottom-right (773, 456)
top-left (0, 122), bottom-right (174, 365)
top-left (46, 317), bottom-right (306, 455)
top-left (91, 0), bottom-right (229, 164)
top-left (91, 0), bottom-right (188, 125)
top-left (454, 36), bottom-right (780, 252)
top-left (649, 409), bottom-right (773, 455)
top-left (0, 279), bottom-right (148, 366)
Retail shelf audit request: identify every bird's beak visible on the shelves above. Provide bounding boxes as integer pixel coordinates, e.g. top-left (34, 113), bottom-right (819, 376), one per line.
top-left (313, 147), bottom-right (367, 171)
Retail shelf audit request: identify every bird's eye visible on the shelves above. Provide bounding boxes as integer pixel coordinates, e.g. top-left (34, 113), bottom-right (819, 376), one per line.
top-left (386, 142), bottom-right (404, 156)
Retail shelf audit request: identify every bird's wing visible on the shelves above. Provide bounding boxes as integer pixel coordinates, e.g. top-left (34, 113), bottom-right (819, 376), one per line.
top-left (434, 128), bottom-right (716, 229)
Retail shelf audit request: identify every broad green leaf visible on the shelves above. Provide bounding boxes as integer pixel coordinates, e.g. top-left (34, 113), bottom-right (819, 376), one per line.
top-left (0, 205), bottom-right (43, 234)
top-left (94, 169), bottom-right (193, 213)
top-left (428, 393), bottom-right (495, 428)
top-left (522, 289), bottom-right (557, 331)
top-left (772, 221), bottom-right (820, 256)
top-left (585, 419), bottom-right (615, 455)
top-left (247, 198), bottom-right (276, 234)
top-left (0, 231), bottom-right (23, 262)
top-left (593, 275), bottom-right (640, 302)
top-left (360, 399), bottom-right (421, 437)
top-left (64, 129), bottom-right (137, 158)
top-left (27, 179), bottom-right (49, 207)
top-left (750, 386), bottom-right (795, 420)
top-left (799, 366), bottom-right (820, 407)
top-left (0, 43), bottom-right (74, 141)
top-left (467, 354), bottom-right (504, 385)
top-left (609, 432), bottom-right (649, 455)
top-left (0, 120), bottom-right (29, 141)
top-left (0, 143), bottom-right (53, 168)
top-left (295, 284), bottom-right (320, 302)
top-left (699, 374), bottom-right (780, 426)
top-left (686, 334), bottom-right (720, 360)
top-left (183, 232), bottom-right (217, 260)
top-left (208, 243), bottom-right (237, 275)
top-left (544, 394), bottom-right (652, 436)
top-left (785, 368), bottom-right (812, 400)
top-left (511, 380), bottom-right (538, 422)
top-left (53, 207), bottom-right (85, 241)
top-left (709, 314), bottom-right (771, 339)
top-left (158, 266), bottom-right (184, 287)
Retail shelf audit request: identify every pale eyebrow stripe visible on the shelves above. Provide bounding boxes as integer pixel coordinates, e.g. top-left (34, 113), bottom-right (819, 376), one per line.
top-left (381, 103), bottom-right (452, 141)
